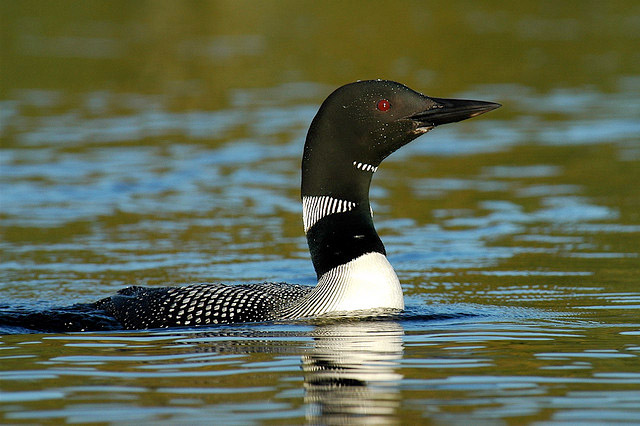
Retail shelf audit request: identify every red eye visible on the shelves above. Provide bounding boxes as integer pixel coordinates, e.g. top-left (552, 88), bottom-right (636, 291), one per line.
top-left (376, 99), bottom-right (391, 112)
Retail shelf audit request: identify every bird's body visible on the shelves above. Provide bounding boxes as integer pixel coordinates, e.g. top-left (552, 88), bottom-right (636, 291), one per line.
top-left (3, 80), bottom-right (500, 332)
top-left (94, 282), bottom-right (313, 328)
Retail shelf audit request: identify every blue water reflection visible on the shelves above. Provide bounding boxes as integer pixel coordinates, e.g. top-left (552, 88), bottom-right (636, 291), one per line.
top-left (1, 2), bottom-right (639, 423)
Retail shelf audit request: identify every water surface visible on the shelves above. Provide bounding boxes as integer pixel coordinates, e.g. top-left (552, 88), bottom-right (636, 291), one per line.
top-left (1, 2), bottom-right (639, 424)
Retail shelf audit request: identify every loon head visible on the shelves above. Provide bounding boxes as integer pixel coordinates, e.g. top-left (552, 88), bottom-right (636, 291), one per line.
top-left (302, 80), bottom-right (501, 200)
top-left (294, 80), bottom-right (500, 316)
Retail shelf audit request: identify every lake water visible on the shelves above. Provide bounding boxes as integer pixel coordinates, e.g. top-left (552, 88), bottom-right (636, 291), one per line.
top-left (1, 2), bottom-right (639, 424)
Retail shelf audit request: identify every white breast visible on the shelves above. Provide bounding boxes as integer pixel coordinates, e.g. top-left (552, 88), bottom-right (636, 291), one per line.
top-left (280, 252), bottom-right (404, 318)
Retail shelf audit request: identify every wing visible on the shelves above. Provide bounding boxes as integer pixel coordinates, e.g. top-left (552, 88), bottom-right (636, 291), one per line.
top-left (95, 282), bottom-right (312, 329)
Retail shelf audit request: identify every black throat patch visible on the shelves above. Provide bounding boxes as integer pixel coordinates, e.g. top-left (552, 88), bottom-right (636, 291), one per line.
top-left (305, 206), bottom-right (386, 278)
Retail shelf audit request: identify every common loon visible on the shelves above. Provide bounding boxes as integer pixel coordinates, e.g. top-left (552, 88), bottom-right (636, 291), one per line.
top-left (4, 80), bottom-right (500, 332)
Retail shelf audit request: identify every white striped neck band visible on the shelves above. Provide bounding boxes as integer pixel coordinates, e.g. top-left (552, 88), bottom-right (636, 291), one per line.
top-left (302, 196), bottom-right (357, 233)
top-left (353, 161), bottom-right (378, 173)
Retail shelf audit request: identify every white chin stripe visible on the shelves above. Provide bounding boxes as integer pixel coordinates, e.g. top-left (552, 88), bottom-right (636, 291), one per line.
top-left (353, 161), bottom-right (378, 173)
top-left (303, 196), bottom-right (357, 233)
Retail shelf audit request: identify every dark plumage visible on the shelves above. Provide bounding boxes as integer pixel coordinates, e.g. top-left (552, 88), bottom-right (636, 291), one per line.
top-left (95, 283), bottom-right (312, 328)
top-left (2, 80), bottom-right (500, 332)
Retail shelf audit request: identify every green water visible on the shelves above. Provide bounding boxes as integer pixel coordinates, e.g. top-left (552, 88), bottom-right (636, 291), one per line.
top-left (1, 1), bottom-right (639, 424)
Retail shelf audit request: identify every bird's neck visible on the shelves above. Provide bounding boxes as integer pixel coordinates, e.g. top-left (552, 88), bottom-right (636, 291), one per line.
top-left (303, 195), bottom-right (382, 275)
top-left (294, 127), bottom-right (403, 316)
top-left (301, 134), bottom-right (385, 276)
top-left (296, 173), bottom-right (404, 317)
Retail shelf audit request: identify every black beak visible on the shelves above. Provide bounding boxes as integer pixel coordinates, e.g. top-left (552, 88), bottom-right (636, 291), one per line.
top-left (410, 97), bottom-right (501, 127)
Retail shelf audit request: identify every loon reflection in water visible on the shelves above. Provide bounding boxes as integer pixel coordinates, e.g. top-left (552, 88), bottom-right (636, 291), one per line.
top-left (0, 80), bottom-right (500, 333)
